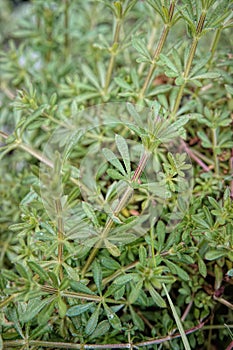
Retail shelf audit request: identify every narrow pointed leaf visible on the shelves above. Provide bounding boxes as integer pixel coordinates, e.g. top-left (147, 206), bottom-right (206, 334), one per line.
top-left (67, 302), bottom-right (95, 317)
top-left (102, 148), bottom-right (126, 176)
top-left (115, 134), bottom-right (131, 175)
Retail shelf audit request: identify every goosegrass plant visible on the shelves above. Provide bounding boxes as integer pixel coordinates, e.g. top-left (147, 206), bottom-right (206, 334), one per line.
top-left (0, 0), bottom-right (233, 349)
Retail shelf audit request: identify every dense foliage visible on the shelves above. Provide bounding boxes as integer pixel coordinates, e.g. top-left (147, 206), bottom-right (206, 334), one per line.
top-left (0, 0), bottom-right (233, 349)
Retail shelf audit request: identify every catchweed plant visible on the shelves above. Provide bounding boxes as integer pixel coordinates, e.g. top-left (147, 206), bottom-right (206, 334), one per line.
top-left (0, 0), bottom-right (233, 349)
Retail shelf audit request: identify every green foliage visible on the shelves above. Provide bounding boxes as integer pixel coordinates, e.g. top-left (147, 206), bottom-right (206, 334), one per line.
top-left (0, 0), bottom-right (233, 349)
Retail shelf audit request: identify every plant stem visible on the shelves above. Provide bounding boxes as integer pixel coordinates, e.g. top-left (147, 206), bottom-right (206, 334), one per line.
top-left (208, 27), bottom-right (222, 68)
top-left (191, 148), bottom-right (214, 165)
top-left (104, 19), bottom-right (121, 93)
top-left (171, 11), bottom-right (207, 119)
top-left (64, 0), bottom-right (70, 55)
top-left (90, 261), bottom-right (139, 290)
top-left (137, 1), bottom-right (175, 102)
top-left (230, 149), bottom-right (233, 199)
top-left (2, 320), bottom-right (207, 349)
top-left (81, 150), bottom-right (150, 277)
top-left (181, 140), bottom-right (210, 171)
top-left (40, 285), bottom-right (124, 304)
top-left (213, 295), bottom-right (233, 310)
top-left (55, 198), bottom-right (64, 280)
top-left (0, 130), bottom-right (90, 191)
top-left (0, 294), bottom-right (18, 308)
top-left (212, 128), bottom-right (219, 176)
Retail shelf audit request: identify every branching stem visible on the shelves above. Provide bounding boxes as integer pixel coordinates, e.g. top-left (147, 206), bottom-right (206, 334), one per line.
top-left (81, 150), bottom-right (150, 277)
top-left (137, 1), bottom-right (175, 101)
top-left (104, 19), bottom-right (121, 93)
top-left (172, 11), bottom-right (207, 119)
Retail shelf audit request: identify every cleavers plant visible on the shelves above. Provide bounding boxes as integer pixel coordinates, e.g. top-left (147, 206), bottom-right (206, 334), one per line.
top-left (0, 0), bottom-right (233, 349)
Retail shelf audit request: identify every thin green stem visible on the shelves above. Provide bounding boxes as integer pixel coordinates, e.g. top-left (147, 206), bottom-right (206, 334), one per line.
top-left (90, 261), bottom-right (139, 291)
top-left (181, 140), bottom-right (210, 171)
top-left (81, 151), bottom-right (150, 277)
top-left (0, 294), bottom-right (18, 309)
top-left (212, 128), bottom-right (219, 176)
top-left (55, 198), bottom-right (64, 280)
top-left (213, 295), bottom-right (233, 310)
top-left (64, 0), bottom-right (70, 55)
top-left (104, 19), bottom-right (121, 93)
top-left (41, 285), bottom-right (124, 304)
top-left (191, 148), bottom-right (214, 165)
top-left (137, 1), bottom-right (175, 101)
top-left (0, 130), bottom-right (90, 192)
top-left (208, 27), bottom-right (222, 68)
top-left (2, 320), bottom-right (208, 349)
top-left (171, 11), bottom-right (207, 119)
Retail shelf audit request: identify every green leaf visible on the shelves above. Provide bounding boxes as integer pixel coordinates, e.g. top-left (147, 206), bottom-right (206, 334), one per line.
top-left (113, 274), bottom-right (134, 285)
top-left (82, 64), bottom-right (100, 89)
top-left (89, 320), bottom-right (110, 339)
top-left (192, 72), bottom-right (220, 80)
top-left (163, 283), bottom-right (191, 350)
top-left (107, 168), bottom-right (125, 180)
top-left (92, 261), bottom-right (102, 294)
top-left (159, 54), bottom-right (179, 74)
top-left (103, 303), bottom-right (122, 330)
top-left (85, 304), bottom-right (100, 335)
top-left (225, 84), bottom-right (233, 95)
top-left (129, 280), bottom-right (143, 304)
top-left (114, 285), bottom-right (125, 300)
top-left (15, 263), bottom-right (30, 280)
top-left (197, 131), bottom-right (212, 148)
top-left (21, 298), bottom-right (51, 323)
top-left (115, 134), bottom-right (131, 175)
top-left (28, 261), bottom-right (49, 281)
top-left (114, 77), bottom-right (133, 91)
top-left (205, 250), bottom-right (227, 260)
top-left (104, 239), bottom-right (121, 257)
top-left (37, 299), bottom-right (56, 325)
top-left (197, 255), bottom-right (207, 278)
top-left (208, 197), bottom-right (221, 210)
top-left (57, 296), bottom-right (67, 318)
top-left (17, 106), bottom-right (46, 133)
top-left (66, 302), bottom-right (95, 317)
top-left (132, 37), bottom-right (151, 61)
top-left (139, 245), bottom-right (147, 265)
top-left (175, 76), bottom-right (185, 85)
top-left (30, 324), bottom-right (52, 340)
top-left (82, 202), bottom-right (99, 228)
top-left (126, 103), bottom-right (144, 127)
top-left (165, 260), bottom-right (189, 281)
top-left (70, 281), bottom-right (95, 295)
top-left (130, 306), bottom-right (144, 331)
top-left (0, 334), bottom-right (3, 350)
top-left (101, 256), bottom-right (121, 270)
top-left (157, 220), bottom-right (166, 249)
top-left (102, 148), bottom-right (126, 176)
top-left (147, 283), bottom-right (166, 308)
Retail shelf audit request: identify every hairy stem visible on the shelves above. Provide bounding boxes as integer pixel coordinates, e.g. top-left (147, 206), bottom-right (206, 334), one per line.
top-left (181, 140), bottom-right (209, 171)
top-left (172, 11), bottom-right (207, 119)
top-left (212, 128), bottom-right (219, 176)
top-left (208, 27), bottom-right (222, 68)
top-left (138, 1), bottom-right (175, 101)
top-left (81, 151), bottom-right (150, 276)
top-left (104, 19), bottom-right (121, 93)
top-left (64, 0), bottom-right (70, 55)
top-left (2, 320), bottom-right (207, 349)
top-left (55, 198), bottom-right (64, 280)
